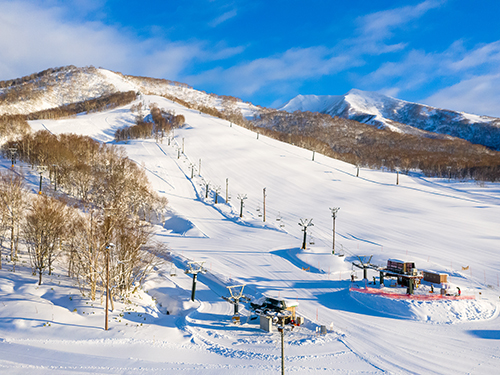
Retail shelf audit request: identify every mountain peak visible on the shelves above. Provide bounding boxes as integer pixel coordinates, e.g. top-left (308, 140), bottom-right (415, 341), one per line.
top-left (280, 90), bottom-right (500, 149)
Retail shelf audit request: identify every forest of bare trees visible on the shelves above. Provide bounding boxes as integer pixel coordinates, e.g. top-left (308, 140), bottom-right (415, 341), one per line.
top-left (0, 132), bottom-right (168, 301)
top-left (114, 103), bottom-right (185, 142)
top-left (250, 110), bottom-right (500, 182)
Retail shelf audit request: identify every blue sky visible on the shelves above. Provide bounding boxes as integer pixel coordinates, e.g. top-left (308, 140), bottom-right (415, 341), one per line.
top-left (1, 0), bottom-right (500, 116)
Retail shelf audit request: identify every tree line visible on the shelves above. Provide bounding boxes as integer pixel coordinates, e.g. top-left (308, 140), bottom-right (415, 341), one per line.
top-left (114, 103), bottom-right (185, 142)
top-left (251, 110), bottom-right (500, 181)
top-left (27, 91), bottom-right (137, 120)
top-left (1, 132), bottom-right (168, 303)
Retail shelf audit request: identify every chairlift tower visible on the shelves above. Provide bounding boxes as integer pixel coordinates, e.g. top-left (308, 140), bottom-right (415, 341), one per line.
top-left (237, 194), bottom-right (247, 218)
top-left (329, 207), bottom-right (340, 254)
top-left (352, 255), bottom-right (376, 280)
top-left (36, 165), bottom-right (47, 194)
top-left (222, 284), bottom-right (251, 324)
top-left (7, 146), bottom-right (17, 168)
top-left (185, 261), bottom-right (207, 301)
top-left (298, 219), bottom-right (314, 250)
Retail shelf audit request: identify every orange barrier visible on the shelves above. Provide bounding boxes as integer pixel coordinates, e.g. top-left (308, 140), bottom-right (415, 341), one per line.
top-left (350, 286), bottom-right (475, 300)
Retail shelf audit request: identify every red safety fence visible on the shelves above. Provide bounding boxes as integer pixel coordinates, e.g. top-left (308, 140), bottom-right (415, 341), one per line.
top-left (350, 286), bottom-right (475, 300)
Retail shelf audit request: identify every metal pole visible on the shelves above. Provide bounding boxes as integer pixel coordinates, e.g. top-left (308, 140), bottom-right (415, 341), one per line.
top-left (263, 188), bottom-right (266, 222)
top-left (302, 227), bottom-right (307, 250)
top-left (280, 325), bottom-right (285, 375)
top-left (332, 216), bottom-right (336, 253)
top-left (191, 273), bottom-right (198, 301)
top-left (39, 173), bottom-right (42, 194)
top-left (312, 151), bottom-right (315, 161)
top-left (329, 208), bottom-right (340, 254)
top-left (226, 178), bottom-right (229, 202)
top-left (199, 159), bottom-right (201, 176)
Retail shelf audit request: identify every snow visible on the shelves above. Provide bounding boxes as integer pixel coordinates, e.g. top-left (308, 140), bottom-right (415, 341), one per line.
top-left (2, 94), bottom-right (500, 373)
top-left (280, 89), bottom-right (500, 144)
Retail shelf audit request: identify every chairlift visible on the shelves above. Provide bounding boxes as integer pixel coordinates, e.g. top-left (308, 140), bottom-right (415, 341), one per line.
top-left (170, 265), bottom-right (177, 277)
top-left (309, 234), bottom-right (315, 245)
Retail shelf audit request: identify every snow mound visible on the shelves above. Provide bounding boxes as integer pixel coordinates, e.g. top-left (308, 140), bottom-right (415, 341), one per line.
top-left (351, 289), bottom-right (497, 324)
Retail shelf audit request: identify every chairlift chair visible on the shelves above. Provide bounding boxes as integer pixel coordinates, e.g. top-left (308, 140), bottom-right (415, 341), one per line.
top-left (309, 235), bottom-right (315, 245)
top-left (170, 265), bottom-right (177, 277)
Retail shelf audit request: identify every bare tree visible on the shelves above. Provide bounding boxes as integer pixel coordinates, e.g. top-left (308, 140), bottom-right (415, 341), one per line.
top-left (24, 195), bottom-right (67, 285)
top-left (0, 170), bottom-right (27, 266)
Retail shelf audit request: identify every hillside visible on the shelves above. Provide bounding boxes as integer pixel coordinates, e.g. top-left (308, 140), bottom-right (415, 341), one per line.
top-left (0, 66), bottom-right (258, 118)
top-left (0, 92), bottom-right (498, 373)
top-left (280, 89), bottom-right (500, 150)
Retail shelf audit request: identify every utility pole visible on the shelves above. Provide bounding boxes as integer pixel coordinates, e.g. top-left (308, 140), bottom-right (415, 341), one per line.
top-left (237, 194), bottom-right (247, 218)
top-left (263, 188), bottom-right (267, 222)
top-left (185, 262), bottom-right (206, 301)
top-left (298, 219), bottom-right (314, 250)
top-left (329, 207), bottom-right (340, 254)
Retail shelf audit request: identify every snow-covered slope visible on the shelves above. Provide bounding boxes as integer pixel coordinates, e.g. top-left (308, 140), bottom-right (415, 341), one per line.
top-left (0, 66), bottom-right (259, 118)
top-left (281, 89), bottom-right (500, 149)
top-left (1, 94), bottom-right (496, 373)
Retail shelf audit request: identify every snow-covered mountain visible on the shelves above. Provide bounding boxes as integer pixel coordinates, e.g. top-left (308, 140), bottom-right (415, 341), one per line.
top-left (280, 89), bottom-right (500, 150)
top-left (0, 66), bottom-right (258, 118)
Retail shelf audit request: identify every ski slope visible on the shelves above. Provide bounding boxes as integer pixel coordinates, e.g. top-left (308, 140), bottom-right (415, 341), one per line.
top-left (2, 95), bottom-right (500, 374)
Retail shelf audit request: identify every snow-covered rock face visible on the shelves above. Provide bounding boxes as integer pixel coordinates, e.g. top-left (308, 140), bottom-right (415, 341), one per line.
top-left (280, 89), bottom-right (500, 149)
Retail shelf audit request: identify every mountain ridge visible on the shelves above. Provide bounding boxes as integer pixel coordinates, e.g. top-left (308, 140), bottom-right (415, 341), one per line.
top-left (280, 89), bottom-right (500, 150)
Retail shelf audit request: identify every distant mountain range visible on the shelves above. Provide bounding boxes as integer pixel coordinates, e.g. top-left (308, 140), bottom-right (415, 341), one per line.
top-left (280, 89), bottom-right (500, 150)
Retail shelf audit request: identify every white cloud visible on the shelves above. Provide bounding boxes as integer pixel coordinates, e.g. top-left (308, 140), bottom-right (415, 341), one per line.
top-left (0, 0), bottom-right (241, 81)
top-left (424, 74), bottom-right (500, 117)
top-left (188, 47), bottom-right (362, 96)
top-left (349, 0), bottom-right (445, 55)
top-left (209, 9), bottom-right (237, 28)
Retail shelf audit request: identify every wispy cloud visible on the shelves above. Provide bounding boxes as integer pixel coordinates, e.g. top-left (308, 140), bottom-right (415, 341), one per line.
top-left (348, 0), bottom-right (445, 55)
top-left (188, 47), bottom-right (361, 96)
top-left (209, 9), bottom-right (237, 28)
top-left (425, 73), bottom-right (500, 117)
top-left (189, 0), bottom-right (445, 99)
